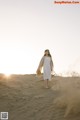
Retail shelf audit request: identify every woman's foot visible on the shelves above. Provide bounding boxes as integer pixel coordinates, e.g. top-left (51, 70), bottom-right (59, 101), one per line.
top-left (45, 86), bottom-right (49, 89)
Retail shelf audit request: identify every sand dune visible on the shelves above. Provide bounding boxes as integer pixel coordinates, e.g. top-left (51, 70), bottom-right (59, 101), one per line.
top-left (0, 74), bottom-right (80, 120)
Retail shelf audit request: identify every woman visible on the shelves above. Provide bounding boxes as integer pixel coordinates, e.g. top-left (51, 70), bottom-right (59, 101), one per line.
top-left (36, 49), bottom-right (53, 88)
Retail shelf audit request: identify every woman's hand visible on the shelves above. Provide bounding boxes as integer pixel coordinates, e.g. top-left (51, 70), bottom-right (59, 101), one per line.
top-left (36, 68), bottom-right (41, 75)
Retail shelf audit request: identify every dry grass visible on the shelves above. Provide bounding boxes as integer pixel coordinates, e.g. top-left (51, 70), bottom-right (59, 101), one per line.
top-left (53, 77), bottom-right (80, 117)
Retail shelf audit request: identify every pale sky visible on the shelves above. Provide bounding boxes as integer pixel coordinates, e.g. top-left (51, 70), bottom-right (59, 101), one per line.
top-left (0, 0), bottom-right (80, 75)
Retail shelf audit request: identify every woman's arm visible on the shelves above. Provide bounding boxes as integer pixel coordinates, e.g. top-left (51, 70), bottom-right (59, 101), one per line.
top-left (50, 57), bottom-right (54, 71)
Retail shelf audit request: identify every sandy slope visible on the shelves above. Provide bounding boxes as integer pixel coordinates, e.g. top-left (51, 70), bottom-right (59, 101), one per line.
top-left (0, 74), bottom-right (80, 120)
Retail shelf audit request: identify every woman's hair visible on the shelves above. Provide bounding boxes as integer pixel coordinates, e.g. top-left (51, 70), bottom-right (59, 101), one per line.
top-left (44, 49), bottom-right (51, 57)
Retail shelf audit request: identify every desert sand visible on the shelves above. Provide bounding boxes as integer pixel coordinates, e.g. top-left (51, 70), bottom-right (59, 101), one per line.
top-left (0, 74), bottom-right (80, 120)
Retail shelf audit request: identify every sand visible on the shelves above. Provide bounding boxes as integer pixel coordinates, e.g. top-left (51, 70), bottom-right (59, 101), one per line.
top-left (0, 74), bottom-right (80, 120)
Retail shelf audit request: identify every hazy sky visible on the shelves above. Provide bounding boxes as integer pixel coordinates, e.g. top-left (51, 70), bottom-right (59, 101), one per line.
top-left (0, 0), bottom-right (80, 74)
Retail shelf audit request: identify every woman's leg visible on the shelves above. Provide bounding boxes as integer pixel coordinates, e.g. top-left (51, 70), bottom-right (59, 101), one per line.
top-left (44, 79), bottom-right (49, 88)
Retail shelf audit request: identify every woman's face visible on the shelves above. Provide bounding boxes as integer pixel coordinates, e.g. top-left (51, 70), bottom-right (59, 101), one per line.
top-left (45, 50), bottom-right (49, 55)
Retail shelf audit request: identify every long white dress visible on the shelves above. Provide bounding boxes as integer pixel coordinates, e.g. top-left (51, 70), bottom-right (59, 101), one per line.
top-left (43, 56), bottom-right (52, 80)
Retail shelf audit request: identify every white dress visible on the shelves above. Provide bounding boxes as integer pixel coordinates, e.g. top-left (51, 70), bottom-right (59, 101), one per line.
top-left (43, 56), bottom-right (51, 80)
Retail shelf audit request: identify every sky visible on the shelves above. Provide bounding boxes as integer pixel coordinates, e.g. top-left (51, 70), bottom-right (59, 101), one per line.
top-left (0, 0), bottom-right (80, 75)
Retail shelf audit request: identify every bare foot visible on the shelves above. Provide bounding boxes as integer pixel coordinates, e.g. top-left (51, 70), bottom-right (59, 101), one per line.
top-left (45, 86), bottom-right (49, 89)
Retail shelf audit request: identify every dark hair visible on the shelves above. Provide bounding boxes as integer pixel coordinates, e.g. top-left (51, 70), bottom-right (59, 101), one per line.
top-left (44, 49), bottom-right (51, 57)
